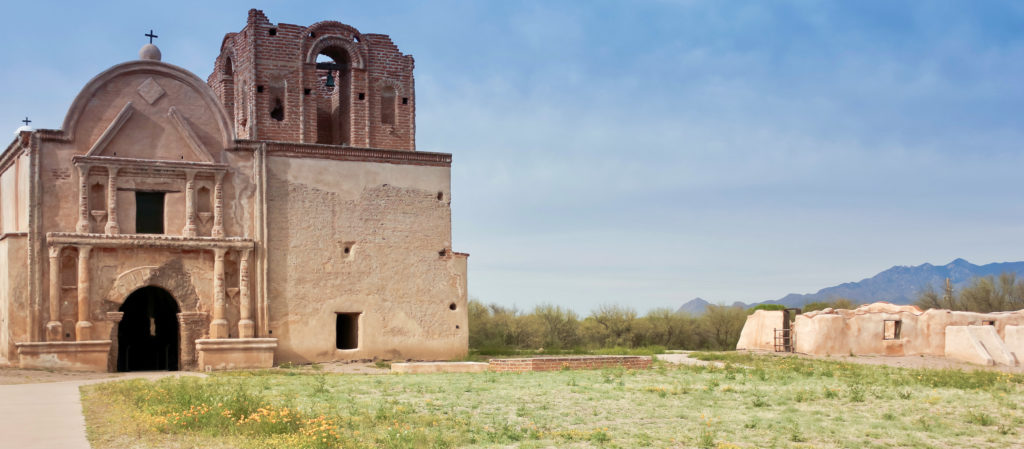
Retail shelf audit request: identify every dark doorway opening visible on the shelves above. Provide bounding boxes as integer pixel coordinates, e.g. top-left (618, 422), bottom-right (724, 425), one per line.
top-left (135, 192), bottom-right (165, 234)
top-left (336, 312), bottom-right (360, 350)
top-left (118, 287), bottom-right (180, 371)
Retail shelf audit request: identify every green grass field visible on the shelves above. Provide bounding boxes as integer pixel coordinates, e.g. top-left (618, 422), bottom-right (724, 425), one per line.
top-left (81, 353), bottom-right (1024, 449)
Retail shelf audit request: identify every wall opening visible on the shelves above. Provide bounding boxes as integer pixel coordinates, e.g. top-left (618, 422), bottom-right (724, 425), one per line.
top-left (117, 286), bottom-right (180, 372)
top-left (336, 312), bottom-right (360, 350)
top-left (270, 98), bottom-right (285, 121)
top-left (380, 86), bottom-right (396, 125)
top-left (883, 320), bottom-right (901, 340)
top-left (135, 192), bottom-right (165, 234)
top-left (315, 49), bottom-right (351, 145)
top-left (982, 320), bottom-right (995, 326)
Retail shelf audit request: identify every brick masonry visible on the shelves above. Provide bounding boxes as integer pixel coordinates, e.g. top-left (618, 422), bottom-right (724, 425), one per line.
top-left (209, 9), bottom-right (415, 150)
top-left (487, 355), bottom-right (653, 373)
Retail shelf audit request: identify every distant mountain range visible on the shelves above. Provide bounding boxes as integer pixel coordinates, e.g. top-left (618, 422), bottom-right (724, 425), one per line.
top-left (677, 258), bottom-right (1024, 315)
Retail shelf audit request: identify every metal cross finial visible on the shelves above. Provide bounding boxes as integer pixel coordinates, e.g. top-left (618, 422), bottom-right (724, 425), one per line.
top-left (21, 117), bottom-right (31, 126)
top-left (145, 29), bottom-right (158, 44)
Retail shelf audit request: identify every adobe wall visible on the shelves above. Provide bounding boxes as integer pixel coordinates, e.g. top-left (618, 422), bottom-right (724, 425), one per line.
top-left (735, 310), bottom-right (783, 351)
top-left (791, 303), bottom-right (1024, 357)
top-left (0, 235), bottom-right (28, 361)
top-left (0, 152), bottom-right (30, 233)
top-left (264, 155), bottom-right (467, 362)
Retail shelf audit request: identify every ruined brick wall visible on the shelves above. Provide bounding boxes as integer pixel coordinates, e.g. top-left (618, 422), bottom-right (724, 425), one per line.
top-left (209, 9), bottom-right (415, 150)
top-left (488, 356), bottom-right (654, 373)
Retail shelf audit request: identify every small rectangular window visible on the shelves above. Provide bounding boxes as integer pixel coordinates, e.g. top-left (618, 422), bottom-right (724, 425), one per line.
top-left (883, 320), bottom-right (901, 340)
top-left (135, 192), bottom-right (165, 234)
top-left (982, 320), bottom-right (995, 326)
top-left (336, 312), bottom-right (360, 350)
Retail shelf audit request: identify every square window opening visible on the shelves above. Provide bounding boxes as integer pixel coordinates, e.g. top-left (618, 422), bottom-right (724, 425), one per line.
top-left (883, 319), bottom-right (901, 340)
top-left (135, 191), bottom-right (165, 234)
top-left (336, 312), bottom-right (360, 350)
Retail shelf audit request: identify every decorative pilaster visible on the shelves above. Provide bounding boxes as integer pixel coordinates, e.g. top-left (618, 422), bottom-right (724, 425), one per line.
top-left (212, 171), bottom-right (225, 238)
top-left (238, 249), bottom-right (254, 338)
top-left (75, 164), bottom-right (90, 233)
top-left (75, 246), bottom-right (92, 341)
top-left (182, 170), bottom-right (197, 237)
top-left (209, 248), bottom-right (228, 338)
top-left (46, 246), bottom-right (63, 341)
top-left (104, 167), bottom-right (119, 234)
top-left (178, 311), bottom-right (210, 371)
top-left (106, 311), bottom-right (124, 373)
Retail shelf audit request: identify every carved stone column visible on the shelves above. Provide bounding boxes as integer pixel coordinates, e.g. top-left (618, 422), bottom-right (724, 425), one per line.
top-left (182, 170), bottom-right (197, 237)
top-left (46, 246), bottom-right (63, 341)
top-left (212, 171), bottom-right (225, 238)
top-left (237, 249), bottom-right (254, 338)
top-left (75, 246), bottom-right (92, 341)
top-left (106, 311), bottom-right (124, 373)
top-left (75, 164), bottom-right (90, 233)
top-left (209, 248), bottom-right (228, 338)
top-left (104, 167), bottom-right (119, 234)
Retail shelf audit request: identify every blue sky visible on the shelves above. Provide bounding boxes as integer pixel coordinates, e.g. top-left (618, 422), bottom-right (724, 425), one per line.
top-left (3, 1), bottom-right (1024, 314)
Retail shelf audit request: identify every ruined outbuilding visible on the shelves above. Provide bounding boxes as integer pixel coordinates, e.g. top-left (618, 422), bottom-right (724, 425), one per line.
top-left (0, 10), bottom-right (469, 372)
top-left (737, 302), bottom-right (1024, 367)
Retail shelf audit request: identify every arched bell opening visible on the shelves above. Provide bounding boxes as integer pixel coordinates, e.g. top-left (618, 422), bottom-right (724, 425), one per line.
top-left (314, 48), bottom-right (351, 145)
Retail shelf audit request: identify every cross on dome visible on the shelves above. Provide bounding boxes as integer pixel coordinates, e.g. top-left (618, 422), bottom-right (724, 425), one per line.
top-left (145, 30), bottom-right (158, 44)
top-left (21, 117), bottom-right (31, 126)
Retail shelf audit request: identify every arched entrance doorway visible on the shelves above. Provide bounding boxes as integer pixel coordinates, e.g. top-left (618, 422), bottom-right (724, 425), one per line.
top-left (117, 286), bottom-right (180, 371)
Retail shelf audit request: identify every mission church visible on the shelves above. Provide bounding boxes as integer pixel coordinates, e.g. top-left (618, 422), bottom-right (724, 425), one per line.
top-left (0, 9), bottom-right (469, 371)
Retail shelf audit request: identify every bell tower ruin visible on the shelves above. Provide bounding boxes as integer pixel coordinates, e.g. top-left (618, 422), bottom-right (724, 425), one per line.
top-left (209, 9), bottom-right (416, 150)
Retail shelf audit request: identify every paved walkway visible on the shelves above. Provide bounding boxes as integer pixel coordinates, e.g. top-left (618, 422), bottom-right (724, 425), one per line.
top-left (0, 372), bottom-right (203, 449)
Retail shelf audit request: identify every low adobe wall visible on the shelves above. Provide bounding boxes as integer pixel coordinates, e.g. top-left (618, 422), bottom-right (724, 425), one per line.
top-left (736, 310), bottom-right (784, 351)
top-left (488, 355), bottom-right (652, 373)
top-left (944, 325), bottom-right (1017, 366)
top-left (788, 303), bottom-right (1024, 358)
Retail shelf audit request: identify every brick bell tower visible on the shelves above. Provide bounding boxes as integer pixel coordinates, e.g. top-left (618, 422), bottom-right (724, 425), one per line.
top-left (209, 9), bottom-right (416, 150)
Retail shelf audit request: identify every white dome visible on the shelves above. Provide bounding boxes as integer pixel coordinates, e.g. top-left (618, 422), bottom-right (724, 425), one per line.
top-left (139, 43), bottom-right (162, 61)
top-left (13, 125), bottom-right (33, 135)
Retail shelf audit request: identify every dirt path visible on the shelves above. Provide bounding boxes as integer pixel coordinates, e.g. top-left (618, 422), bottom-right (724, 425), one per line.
top-left (657, 351), bottom-right (725, 367)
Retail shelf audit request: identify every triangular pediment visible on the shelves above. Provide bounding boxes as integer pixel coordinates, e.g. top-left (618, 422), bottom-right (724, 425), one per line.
top-left (86, 101), bottom-right (216, 162)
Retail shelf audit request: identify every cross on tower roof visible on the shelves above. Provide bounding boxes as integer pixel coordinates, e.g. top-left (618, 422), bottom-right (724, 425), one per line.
top-left (145, 29), bottom-right (158, 44)
top-left (21, 117), bottom-right (31, 126)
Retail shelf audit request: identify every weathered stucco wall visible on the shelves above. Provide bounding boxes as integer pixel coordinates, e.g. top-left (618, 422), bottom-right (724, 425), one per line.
top-left (0, 154), bottom-right (30, 233)
top-left (0, 236), bottom-right (28, 361)
top-left (779, 302), bottom-right (1024, 358)
top-left (735, 310), bottom-right (783, 351)
top-left (265, 156), bottom-right (467, 362)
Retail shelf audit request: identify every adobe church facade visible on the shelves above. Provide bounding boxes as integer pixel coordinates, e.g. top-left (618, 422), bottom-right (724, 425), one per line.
top-left (0, 10), bottom-right (469, 371)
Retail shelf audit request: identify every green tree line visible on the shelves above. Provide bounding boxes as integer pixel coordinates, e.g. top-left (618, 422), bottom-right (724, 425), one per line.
top-left (468, 300), bottom-right (748, 352)
top-left (916, 272), bottom-right (1024, 312)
